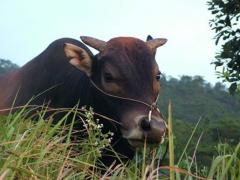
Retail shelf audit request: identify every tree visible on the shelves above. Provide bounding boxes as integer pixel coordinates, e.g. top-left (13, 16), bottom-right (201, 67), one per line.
top-left (0, 58), bottom-right (19, 75)
top-left (208, 0), bottom-right (240, 94)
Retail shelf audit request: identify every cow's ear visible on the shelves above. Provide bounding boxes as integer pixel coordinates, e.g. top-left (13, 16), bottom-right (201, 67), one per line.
top-left (64, 43), bottom-right (92, 76)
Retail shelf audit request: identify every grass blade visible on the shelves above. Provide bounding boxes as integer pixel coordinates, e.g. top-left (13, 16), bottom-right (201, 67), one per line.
top-left (168, 101), bottom-right (175, 180)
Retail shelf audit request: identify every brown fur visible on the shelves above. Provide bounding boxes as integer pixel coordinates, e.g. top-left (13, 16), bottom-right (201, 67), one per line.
top-left (0, 36), bottom-right (167, 167)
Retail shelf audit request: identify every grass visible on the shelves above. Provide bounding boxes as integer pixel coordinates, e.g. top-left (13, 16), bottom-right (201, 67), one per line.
top-left (0, 105), bottom-right (239, 179)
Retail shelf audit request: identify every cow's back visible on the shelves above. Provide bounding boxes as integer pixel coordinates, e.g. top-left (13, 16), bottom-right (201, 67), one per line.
top-left (0, 70), bottom-right (21, 110)
top-left (0, 38), bottom-right (93, 114)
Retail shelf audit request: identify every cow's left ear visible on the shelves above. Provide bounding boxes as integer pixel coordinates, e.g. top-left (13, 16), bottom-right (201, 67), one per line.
top-left (64, 43), bottom-right (92, 77)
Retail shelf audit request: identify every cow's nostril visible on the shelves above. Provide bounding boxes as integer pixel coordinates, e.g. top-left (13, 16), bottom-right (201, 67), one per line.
top-left (140, 118), bottom-right (151, 131)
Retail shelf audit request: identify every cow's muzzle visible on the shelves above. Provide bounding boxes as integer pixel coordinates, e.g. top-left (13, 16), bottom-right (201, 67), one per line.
top-left (122, 115), bottom-right (167, 147)
top-left (88, 79), bottom-right (167, 146)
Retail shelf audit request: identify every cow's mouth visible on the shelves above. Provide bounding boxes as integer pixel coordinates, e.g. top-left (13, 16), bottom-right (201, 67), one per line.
top-left (127, 137), bottom-right (165, 147)
top-left (128, 139), bottom-right (145, 147)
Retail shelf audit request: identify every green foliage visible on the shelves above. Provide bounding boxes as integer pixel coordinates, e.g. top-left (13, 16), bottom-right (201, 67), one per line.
top-left (207, 143), bottom-right (240, 180)
top-left (172, 118), bottom-right (240, 168)
top-left (157, 76), bottom-right (240, 167)
top-left (0, 107), bottom-right (114, 179)
top-left (0, 106), bottom-right (239, 179)
top-left (0, 58), bottom-right (19, 75)
top-left (207, 0), bottom-right (240, 94)
top-left (159, 75), bottom-right (240, 123)
top-left (0, 107), bottom-right (170, 179)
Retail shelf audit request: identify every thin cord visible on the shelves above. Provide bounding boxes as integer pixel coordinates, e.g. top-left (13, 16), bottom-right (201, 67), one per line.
top-left (89, 79), bottom-right (162, 122)
top-left (90, 80), bottom-right (153, 108)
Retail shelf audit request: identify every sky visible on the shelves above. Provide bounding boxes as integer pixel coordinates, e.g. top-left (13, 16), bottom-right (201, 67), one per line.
top-left (0, 0), bottom-right (219, 84)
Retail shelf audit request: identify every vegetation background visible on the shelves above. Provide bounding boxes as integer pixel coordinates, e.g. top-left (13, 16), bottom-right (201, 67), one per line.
top-left (0, 0), bottom-right (240, 178)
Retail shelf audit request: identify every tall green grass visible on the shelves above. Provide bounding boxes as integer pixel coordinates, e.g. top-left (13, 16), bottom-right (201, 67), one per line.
top-left (0, 106), bottom-right (239, 179)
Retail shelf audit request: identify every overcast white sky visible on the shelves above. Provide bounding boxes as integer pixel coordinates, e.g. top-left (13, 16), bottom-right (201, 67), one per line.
top-left (0, 0), bottom-right (219, 84)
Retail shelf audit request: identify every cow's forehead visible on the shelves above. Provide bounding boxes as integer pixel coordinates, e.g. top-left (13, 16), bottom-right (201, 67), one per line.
top-left (107, 37), bottom-right (143, 44)
top-left (106, 37), bottom-right (151, 52)
top-left (96, 38), bottom-right (155, 78)
top-left (99, 37), bottom-right (153, 63)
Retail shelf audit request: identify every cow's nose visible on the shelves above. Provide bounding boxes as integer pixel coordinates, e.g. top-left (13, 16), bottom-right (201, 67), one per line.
top-left (140, 118), bottom-right (151, 131)
top-left (139, 116), bottom-right (167, 140)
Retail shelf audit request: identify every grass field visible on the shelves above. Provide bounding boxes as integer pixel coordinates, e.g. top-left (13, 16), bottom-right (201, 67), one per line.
top-left (0, 105), bottom-right (239, 179)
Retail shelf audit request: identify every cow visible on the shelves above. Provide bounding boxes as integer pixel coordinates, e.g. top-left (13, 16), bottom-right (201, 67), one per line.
top-left (0, 36), bottom-right (167, 165)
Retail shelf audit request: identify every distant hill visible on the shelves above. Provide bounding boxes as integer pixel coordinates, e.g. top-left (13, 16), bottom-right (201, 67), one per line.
top-left (158, 75), bottom-right (240, 122)
top-left (0, 58), bottom-right (19, 75)
top-left (158, 75), bottom-right (240, 166)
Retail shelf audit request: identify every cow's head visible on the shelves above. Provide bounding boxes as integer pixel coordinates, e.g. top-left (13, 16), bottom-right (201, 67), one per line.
top-left (64, 36), bottom-right (167, 147)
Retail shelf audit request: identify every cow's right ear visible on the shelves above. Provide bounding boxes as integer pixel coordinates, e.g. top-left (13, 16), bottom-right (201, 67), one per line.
top-left (64, 43), bottom-right (92, 77)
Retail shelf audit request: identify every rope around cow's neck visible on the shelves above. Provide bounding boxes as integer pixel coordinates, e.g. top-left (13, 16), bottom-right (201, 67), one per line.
top-left (89, 79), bottom-right (161, 122)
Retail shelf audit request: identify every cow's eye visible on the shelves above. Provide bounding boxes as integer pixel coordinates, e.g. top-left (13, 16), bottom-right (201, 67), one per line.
top-left (104, 73), bottom-right (114, 83)
top-left (156, 73), bottom-right (161, 81)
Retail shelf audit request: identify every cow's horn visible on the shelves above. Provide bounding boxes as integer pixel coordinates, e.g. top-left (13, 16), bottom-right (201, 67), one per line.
top-left (146, 38), bottom-right (167, 51)
top-left (80, 36), bottom-right (107, 52)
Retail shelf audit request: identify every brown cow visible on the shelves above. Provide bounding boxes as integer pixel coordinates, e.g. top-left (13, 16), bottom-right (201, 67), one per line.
top-left (0, 36), bottom-right (167, 165)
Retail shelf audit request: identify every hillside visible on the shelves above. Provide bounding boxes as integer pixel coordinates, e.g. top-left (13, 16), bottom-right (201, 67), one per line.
top-left (158, 75), bottom-right (240, 165)
top-left (158, 75), bottom-right (240, 123)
